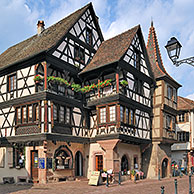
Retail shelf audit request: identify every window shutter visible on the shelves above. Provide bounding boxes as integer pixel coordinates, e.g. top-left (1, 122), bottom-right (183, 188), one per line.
top-left (7, 147), bottom-right (14, 167)
top-left (0, 148), bottom-right (5, 168)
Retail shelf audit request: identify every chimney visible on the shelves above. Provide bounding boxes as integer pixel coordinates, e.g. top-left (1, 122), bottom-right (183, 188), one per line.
top-left (37, 20), bottom-right (45, 35)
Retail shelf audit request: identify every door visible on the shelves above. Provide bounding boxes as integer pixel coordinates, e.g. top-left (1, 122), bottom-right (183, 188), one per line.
top-left (75, 151), bottom-right (83, 176)
top-left (162, 158), bottom-right (168, 178)
top-left (95, 155), bottom-right (103, 171)
top-left (31, 150), bottom-right (38, 181)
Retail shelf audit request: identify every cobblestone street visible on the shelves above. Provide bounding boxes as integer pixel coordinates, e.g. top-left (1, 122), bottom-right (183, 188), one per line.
top-left (0, 176), bottom-right (194, 194)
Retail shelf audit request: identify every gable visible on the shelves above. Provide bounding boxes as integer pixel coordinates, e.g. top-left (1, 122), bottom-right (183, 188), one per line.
top-left (122, 32), bottom-right (151, 77)
top-left (51, 5), bottom-right (103, 71)
top-left (69, 8), bottom-right (103, 50)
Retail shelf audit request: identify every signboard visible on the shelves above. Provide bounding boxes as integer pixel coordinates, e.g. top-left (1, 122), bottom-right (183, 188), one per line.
top-left (88, 171), bottom-right (100, 186)
top-left (47, 158), bottom-right (52, 169)
top-left (39, 158), bottom-right (45, 169)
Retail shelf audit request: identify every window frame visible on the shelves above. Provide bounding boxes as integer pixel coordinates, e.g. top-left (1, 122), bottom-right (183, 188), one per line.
top-left (86, 27), bottom-right (92, 46)
top-left (7, 73), bottom-right (17, 92)
top-left (109, 105), bottom-right (116, 122)
top-left (99, 107), bottom-right (106, 124)
top-left (74, 45), bottom-right (85, 63)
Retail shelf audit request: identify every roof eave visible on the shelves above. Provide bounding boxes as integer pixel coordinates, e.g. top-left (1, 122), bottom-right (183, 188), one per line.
top-left (0, 50), bottom-right (47, 75)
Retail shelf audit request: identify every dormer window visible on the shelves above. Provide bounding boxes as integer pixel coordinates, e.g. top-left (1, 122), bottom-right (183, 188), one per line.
top-left (86, 27), bottom-right (92, 45)
top-left (74, 45), bottom-right (85, 63)
top-left (8, 73), bottom-right (16, 92)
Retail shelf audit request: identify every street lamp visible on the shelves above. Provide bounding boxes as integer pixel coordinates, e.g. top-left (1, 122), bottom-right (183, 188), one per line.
top-left (165, 37), bottom-right (194, 67)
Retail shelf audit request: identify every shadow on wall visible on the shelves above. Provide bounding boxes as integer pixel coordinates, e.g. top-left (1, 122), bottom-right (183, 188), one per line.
top-left (141, 143), bottom-right (152, 178)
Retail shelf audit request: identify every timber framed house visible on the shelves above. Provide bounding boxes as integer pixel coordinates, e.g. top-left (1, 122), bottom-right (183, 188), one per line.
top-left (0, 3), bottom-right (180, 183)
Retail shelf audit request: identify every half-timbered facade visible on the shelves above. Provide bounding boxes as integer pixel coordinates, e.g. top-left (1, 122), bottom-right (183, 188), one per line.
top-left (0, 4), bottom-right (181, 184)
top-left (171, 96), bottom-right (194, 173)
top-left (143, 22), bottom-right (181, 179)
top-left (79, 24), bottom-right (154, 177)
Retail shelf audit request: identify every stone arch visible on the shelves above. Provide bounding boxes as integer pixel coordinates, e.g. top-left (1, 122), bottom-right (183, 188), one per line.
top-left (161, 156), bottom-right (171, 178)
top-left (121, 154), bottom-right (129, 171)
top-left (75, 151), bottom-right (83, 176)
top-left (54, 145), bottom-right (73, 169)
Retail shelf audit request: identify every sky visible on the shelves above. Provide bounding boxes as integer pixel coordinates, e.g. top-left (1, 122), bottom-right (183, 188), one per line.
top-left (0, 0), bottom-right (194, 99)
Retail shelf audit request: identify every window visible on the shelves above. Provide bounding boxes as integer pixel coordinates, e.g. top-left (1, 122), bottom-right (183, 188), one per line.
top-left (178, 113), bottom-right (189, 123)
top-left (28, 105), bottom-right (32, 122)
top-left (33, 104), bottom-right (39, 122)
top-left (167, 86), bottom-right (173, 100)
top-left (177, 132), bottom-right (190, 142)
top-left (120, 106), bottom-right (124, 122)
top-left (16, 104), bottom-right (39, 125)
top-left (16, 108), bottom-right (21, 124)
top-left (178, 113), bottom-right (185, 122)
top-left (66, 107), bottom-right (71, 124)
top-left (86, 27), bottom-right (92, 45)
top-left (15, 147), bottom-right (25, 168)
top-left (95, 155), bottom-right (103, 171)
top-left (59, 106), bottom-right (65, 123)
top-left (109, 106), bottom-right (116, 122)
top-left (173, 88), bottom-right (177, 102)
top-left (130, 109), bottom-right (135, 125)
top-left (22, 106), bottom-right (27, 123)
top-left (135, 78), bottom-right (143, 95)
top-left (100, 107), bottom-right (106, 123)
top-left (126, 108), bottom-right (129, 124)
top-left (53, 104), bottom-right (58, 122)
top-left (166, 115), bottom-right (171, 129)
top-left (74, 45), bottom-right (85, 63)
top-left (8, 74), bottom-right (16, 92)
top-left (134, 49), bottom-right (141, 70)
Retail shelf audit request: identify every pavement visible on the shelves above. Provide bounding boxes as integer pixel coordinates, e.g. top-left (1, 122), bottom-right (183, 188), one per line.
top-left (0, 175), bottom-right (194, 194)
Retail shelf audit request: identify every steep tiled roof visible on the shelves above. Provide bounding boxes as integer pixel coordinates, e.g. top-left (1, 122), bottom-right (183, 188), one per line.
top-left (80, 25), bottom-right (140, 74)
top-left (177, 96), bottom-right (194, 111)
top-left (0, 3), bottom-right (91, 69)
top-left (146, 22), bottom-right (180, 87)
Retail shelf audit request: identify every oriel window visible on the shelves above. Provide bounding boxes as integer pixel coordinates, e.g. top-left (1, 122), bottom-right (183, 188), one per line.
top-left (8, 74), bottom-right (16, 92)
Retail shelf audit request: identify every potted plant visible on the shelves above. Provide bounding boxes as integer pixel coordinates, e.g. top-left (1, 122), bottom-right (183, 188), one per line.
top-left (120, 80), bottom-right (128, 87)
top-left (34, 75), bottom-right (43, 83)
top-left (131, 169), bottom-right (136, 181)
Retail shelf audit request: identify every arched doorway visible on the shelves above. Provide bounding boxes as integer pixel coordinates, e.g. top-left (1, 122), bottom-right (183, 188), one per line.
top-left (75, 151), bottom-right (83, 176)
top-left (162, 158), bottom-right (168, 178)
top-left (121, 155), bottom-right (129, 171)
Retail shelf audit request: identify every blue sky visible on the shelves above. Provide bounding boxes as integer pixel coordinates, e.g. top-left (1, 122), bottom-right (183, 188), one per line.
top-left (1, 0), bottom-right (194, 99)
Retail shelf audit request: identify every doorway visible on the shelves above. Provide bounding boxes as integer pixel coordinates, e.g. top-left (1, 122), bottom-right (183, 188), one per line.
top-left (31, 150), bottom-right (38, 182)
top-left (162, 158), bottom-right (168, 178)
top-left (75, 151), bottom-right (83, 176)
